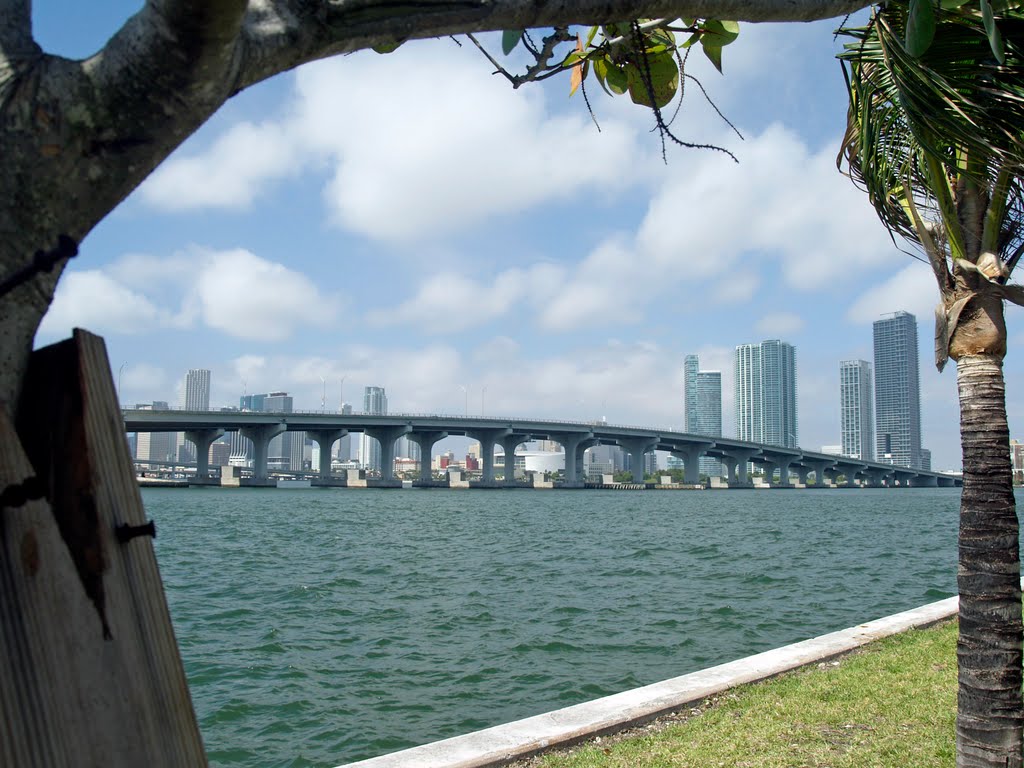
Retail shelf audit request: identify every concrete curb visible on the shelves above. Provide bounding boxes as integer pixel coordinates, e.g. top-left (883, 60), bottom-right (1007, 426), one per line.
top-left (339, 594), bottom-right (959, 768)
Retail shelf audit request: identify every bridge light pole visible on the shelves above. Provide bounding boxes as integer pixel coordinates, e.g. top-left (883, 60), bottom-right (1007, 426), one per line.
top-left (117, 361), bottom-right (127, 405)
top-left (459, 384), bottom-right (468, 416)
top-left (319, 376), bottom-right (326, 411)
top-left (339, 376), bottom-right (346, 412)
top-left (481, 386), bottom-right (487, 417)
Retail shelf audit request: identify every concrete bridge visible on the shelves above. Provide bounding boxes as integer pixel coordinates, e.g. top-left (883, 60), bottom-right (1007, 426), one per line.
top-left (123, 408), bottom-right (961, 489)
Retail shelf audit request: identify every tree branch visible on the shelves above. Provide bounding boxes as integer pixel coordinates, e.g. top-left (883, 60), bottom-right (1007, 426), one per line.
top-left (235, 0), bottom-right (872, 90)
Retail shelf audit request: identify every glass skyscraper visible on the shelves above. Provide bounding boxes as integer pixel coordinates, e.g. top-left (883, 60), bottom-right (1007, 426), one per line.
top-left (873, 311), bottom-right (922, 468)
top-left (683, 354), bottom-right (723, 476)
top-left (360, 386), bottom-right (388, 474)
top-left (735, 340), bottom-right (797, 448)
top-left (840, 360), bottom-right (874, 460)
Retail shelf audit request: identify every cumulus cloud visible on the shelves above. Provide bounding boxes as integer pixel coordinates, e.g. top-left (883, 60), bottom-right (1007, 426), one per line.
top-left (38, 271), bottom-right (168, 339)
top-left (845, 261), bottom-right (939, 325)
top-left (137, 41), bottom-right (646, 244)
top-left (367, 263), bottom-right (565, 331)
top-left (37, 248), bottom-right (341, 343)
top-left (142, 122), bottom-right (303, 210)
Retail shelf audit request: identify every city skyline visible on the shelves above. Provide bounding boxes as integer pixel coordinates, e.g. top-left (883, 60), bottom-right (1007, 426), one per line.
top-left (37, 7), bottom-right (1023, 472)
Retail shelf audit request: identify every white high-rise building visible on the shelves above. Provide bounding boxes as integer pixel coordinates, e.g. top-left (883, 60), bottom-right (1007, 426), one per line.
top-left (182, 368), bottom-right (211, 411)
top-left (735, 340), bottom-right (797, 448)
top-left (840, 360), bottom-right (874, 460)
top-left (683, 355), bottom-right (699, 432)
top-left (874, 311), bottom-right (922, 468)
top-left (359, 386), bottom-right (388, 474)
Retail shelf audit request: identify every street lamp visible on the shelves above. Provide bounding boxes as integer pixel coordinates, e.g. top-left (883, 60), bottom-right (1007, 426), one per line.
top-left (339, 376), bottom-right (346, 412)
top-left (117, 361), bottom-right (127, 405)
top-left (481, 385), bottom-right (488, 416)
top-left (319, 376), bottom-right (326, 411)
top-left (459, 384), bottom-right (468, 416)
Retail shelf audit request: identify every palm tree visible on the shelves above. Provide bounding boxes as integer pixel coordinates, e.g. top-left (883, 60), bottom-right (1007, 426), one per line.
top-left (838, 5), bottom-right (1024, 766)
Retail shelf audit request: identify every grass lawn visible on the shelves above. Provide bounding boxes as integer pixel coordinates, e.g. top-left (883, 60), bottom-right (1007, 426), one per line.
top-left (519, 619), bottom-right (957, 768)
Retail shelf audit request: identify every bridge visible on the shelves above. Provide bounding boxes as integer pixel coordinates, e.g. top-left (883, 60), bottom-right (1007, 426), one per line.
top-left (123, 409), bottom-right (961, 489)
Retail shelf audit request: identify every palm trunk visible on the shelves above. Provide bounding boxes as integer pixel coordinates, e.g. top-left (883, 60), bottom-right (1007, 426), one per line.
top-left (956, 354), bottom-right (1023, 768)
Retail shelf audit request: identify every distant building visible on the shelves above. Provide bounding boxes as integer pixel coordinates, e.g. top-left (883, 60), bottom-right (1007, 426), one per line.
top-left (1012, 440), bottom-right (1024, 485)
top-left (335, 402), bottom-right (354, 461)
top-left (683, 354), bottom-right (723, 476)
top-left (260, 392), bottom-right (302, 472)
top-left (874, 311), bottom-right (923, 468)
top-left (735, 340), bottom-right (798, 448)
top-left (135, 401), bottom-right (175, 466)
top-left (183, 369), bottom-right (211, 411)
top-left (359, 386), bottom-right (388, 474)
top-left (840, 360), bottom-right (874, 460)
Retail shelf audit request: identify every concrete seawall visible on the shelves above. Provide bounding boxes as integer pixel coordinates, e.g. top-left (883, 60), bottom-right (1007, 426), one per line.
top-left (339, 593), bottom-right (961, 768)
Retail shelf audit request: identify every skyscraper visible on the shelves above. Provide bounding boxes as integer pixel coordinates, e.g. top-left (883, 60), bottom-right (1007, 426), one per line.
top-left (735, 340), bottom-right (797, 448)
top-left (262, 392), bottom-right (302, 471)
top-left (840, 360), bottom-right (875, 460)
top-left (683, 354), bottom-right (699, 432)
top-left (684, 353), bottom-right (723, 475)
top-left (873, 311), bottom-right (922, 468)
top-left (182, 369), bottom-right (211, 411)
top-left (696, 370), bottom-right (723, 475)
top-left (360, 386), bottom-right (388, 474)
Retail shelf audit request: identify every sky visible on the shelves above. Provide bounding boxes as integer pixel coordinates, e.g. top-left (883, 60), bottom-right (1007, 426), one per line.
top-left (31, 3), bottom-right (1023, 470)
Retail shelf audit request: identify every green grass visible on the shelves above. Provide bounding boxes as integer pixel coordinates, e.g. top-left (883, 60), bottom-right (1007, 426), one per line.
top-left (528, 619), bottom-right (957, 768)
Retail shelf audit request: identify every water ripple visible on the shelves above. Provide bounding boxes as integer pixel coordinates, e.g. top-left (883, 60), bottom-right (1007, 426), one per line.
top-left (147, 486), bottom-right (977, 767)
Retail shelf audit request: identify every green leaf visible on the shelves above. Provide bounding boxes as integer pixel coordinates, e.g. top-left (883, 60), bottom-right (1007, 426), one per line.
top-left (939, 0), bottom-right (970, 8)
top-left (700, 19), bottom-right (740, 48)
top-left (905, 0), bottom-right (936, 57)
top-left (624, 53), bottom-right (679, 108)
top-left (702, 42), bottom-right (724, 73)
top-left (585, 25), bottom-right (599, 48)
top-left (562, 51), bottom-right (585, 67)
top-left (592, 57), bottom-right (615, 97)
top-left (502, 29), bottom-right (523, 56)
top-left (605, 62), bottom-right (629, 94)
top-left (980, 0), bottom-right (1007, 63)
top-left (372, 40), bottom-right (402, 54)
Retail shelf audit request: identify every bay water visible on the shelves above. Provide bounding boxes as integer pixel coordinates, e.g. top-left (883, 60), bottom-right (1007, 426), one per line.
top-left (147, 486), bottom-right (964, 767)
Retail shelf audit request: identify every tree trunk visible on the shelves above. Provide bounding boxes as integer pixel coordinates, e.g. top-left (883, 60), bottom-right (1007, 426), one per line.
top-left (956, 353), bottom-right (1023, 768)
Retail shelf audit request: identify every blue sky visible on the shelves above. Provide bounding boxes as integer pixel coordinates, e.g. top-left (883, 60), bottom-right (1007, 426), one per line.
top-left (32, 3), bottom-right (1022, 470)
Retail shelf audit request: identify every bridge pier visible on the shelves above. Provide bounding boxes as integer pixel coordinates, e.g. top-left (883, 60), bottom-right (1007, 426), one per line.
top-left (239, 423), bottom-right (286, 481)
top-left (558, 433), bottom-right (597, 486)
top-left (184, 428), bottom-right (225, 479)
top-left (409, 430), bottom-right (448, 481)
top-left (909, 474), bottom-right (938, 487)
top-left (465, 428), bottom-right (511, 484)
top-left (618, 437), bottom-right (659, 484)
top-left (721, 449), bottom-right (757, 485)
top-left (501, 434), bottom-right (528, 486)
top-left (802, 459), bottom-right (835, 487)
top-left (672, 444), bottom-right (708, 485)
top-left (365, 426), bottom-right (411, 482)
top-left (307, 428), bottom-right (347, 478)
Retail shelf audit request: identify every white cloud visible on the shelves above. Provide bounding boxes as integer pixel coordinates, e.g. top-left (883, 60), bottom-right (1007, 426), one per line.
top-left (138, 41), bottom-right (647, 244)
top-left (141, 122), bottom-right (303, 210)
top-left (38, 248), bottom-right (341, 343)
top-left (367, 263), bottom-right (565, 331)
top-left (37, 271), bottom-right (167, 339)
top-left (756, 311), bottom-right (805, 336)
top-left (192, 248), bottom-right (340, 340)
top-left (845, 261), bottom-right (939, 325)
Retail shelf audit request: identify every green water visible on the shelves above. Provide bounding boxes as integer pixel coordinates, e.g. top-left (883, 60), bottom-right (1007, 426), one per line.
top-left (147, 487), bottom-right (963, 767)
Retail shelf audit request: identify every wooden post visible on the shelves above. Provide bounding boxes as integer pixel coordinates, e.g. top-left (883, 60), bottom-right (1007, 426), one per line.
top-left (1, 329), bottom-right (206, 766)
